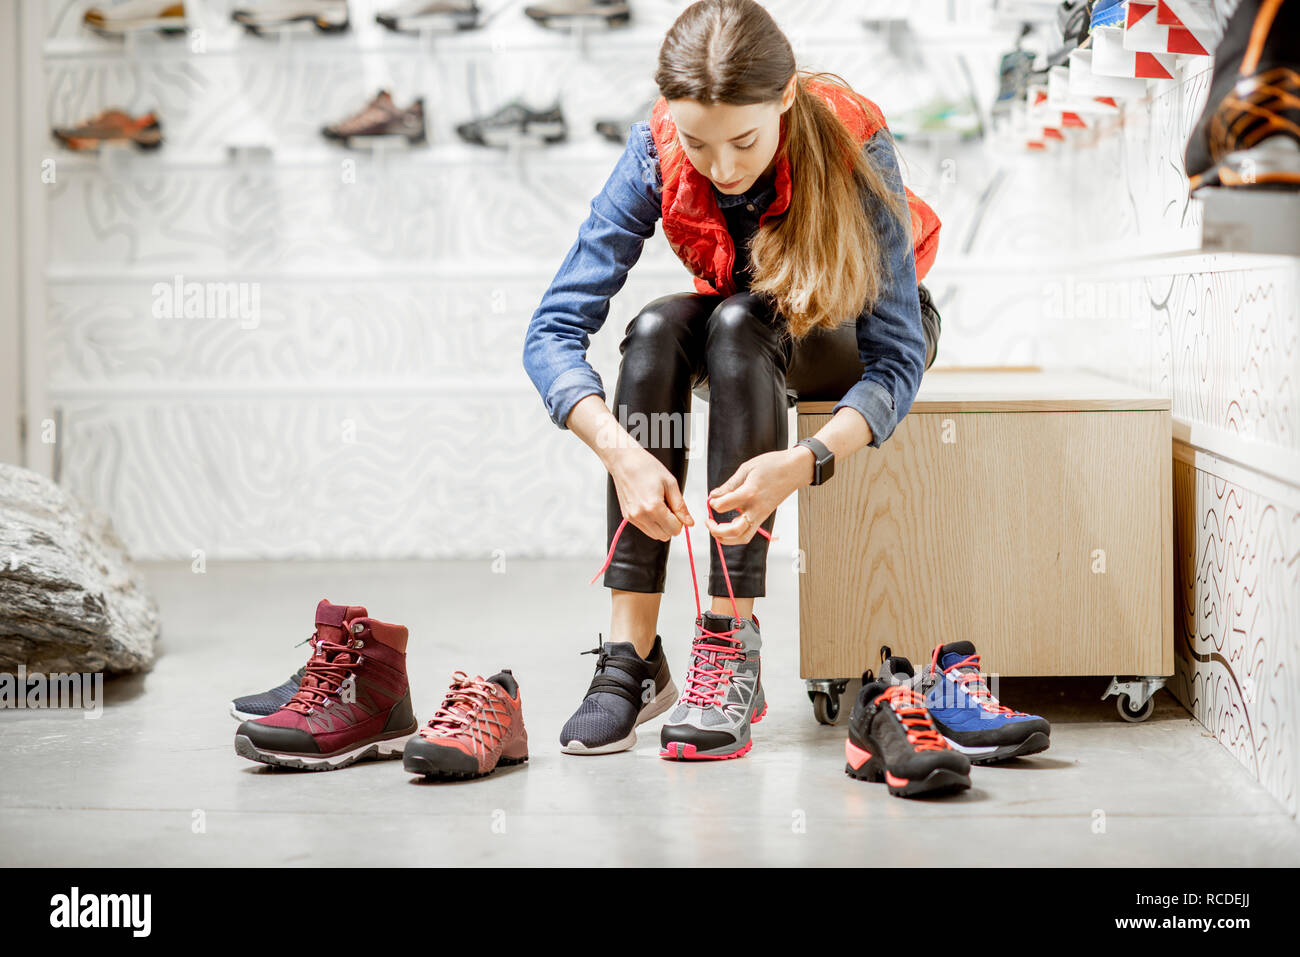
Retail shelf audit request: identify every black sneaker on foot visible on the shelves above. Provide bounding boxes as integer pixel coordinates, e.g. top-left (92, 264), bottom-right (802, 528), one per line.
top-left (229, 665), bottom-right (306, 721)
top-left (845, 678), bottom-right (971, 798)
top-left (560, 636), bottom-right (676, 754)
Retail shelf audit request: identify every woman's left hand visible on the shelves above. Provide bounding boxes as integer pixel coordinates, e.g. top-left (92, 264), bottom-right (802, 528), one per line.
top-left (705, 448), bottom-right (813, 545)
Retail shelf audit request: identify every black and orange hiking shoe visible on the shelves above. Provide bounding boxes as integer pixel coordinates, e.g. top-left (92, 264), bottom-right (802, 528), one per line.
top-left (1184, 0), bottom-right (1300, 193)
top-left (845, 679), bottom-right (971, 798)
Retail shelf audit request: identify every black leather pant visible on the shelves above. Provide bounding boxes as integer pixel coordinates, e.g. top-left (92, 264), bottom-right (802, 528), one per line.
top-left (603, 283), bottom-right (941, 597)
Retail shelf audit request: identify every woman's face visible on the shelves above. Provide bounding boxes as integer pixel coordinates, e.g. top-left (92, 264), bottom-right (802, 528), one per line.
top-left (668, 76), bottom-right (797, 194)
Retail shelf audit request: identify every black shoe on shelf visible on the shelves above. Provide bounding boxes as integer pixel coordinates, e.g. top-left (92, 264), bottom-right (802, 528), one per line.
top-left (1185, 0), bottom-right (1300, 192)
top-left (456, 98), bottom-right (567, 148)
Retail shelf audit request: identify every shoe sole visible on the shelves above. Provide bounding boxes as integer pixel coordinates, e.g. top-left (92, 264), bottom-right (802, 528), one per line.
top-left (943, 730), bottom-right (1050, 765)
top-left (468, 123), bottom-right (567, 149)
top-left (237, 15), bottom-right (350, 34)
top-left (658, 692), bottom-right (766, 761)
top-left (526, 11), bottom-right (630, 29)
top-left (403, 752), bottom-right (528, 780)
top-left (561, 680), bottom-right (678, 755)
top-left (376, 12), bottom-right (479, 32)
top-left (843, 741), bottom-right (971, 797)
top-left (230, 705), bottom-right (270, 722)
top-left (335, 132), bottom-right (427, 149)
top-left (234, 728), bottom-right (415, 771)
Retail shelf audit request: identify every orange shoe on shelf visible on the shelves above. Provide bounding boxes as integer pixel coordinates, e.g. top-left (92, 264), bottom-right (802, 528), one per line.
top-left (52, 109), bottom-right (163, 152)
top-left (403, 671), bottom-right (529, 779)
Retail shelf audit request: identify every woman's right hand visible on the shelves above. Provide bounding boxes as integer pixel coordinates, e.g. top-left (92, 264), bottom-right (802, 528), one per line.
top-left (608, 446), bottom-right (694, 541)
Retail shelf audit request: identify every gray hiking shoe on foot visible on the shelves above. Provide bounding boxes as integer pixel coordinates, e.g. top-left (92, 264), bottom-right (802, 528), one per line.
top-left (660, 612), bottom-right (766, 760)
top-left (560, 636), bottom-right (676, 754)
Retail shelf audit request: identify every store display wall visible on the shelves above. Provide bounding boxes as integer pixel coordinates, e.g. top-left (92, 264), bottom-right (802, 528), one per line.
top-left (31, 0), bottom-right (1030, 561)
top-left (1042, 54), bottom-right (1298, 816)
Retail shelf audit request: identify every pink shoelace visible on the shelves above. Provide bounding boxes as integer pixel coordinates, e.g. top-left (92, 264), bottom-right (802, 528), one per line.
top-left (588, 500), bottom-right (772, 708)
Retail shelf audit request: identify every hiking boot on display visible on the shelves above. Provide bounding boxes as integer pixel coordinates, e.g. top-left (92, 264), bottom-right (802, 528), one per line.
top-left (560, 636), bottom-right (677, 754)
top-left (455, 98), bottom-right (567, 148)
top-left (322, 90), bottom-right (427, 148)
top-left (659, 612), bottom-right (766, 761)
top-left (52, 109), bottom-right (163, 151)
top-left (375, 0), bottom-right (481, 32)
top-left (230, 664), bottom-right (306, 721)
top-left (232, 0), bottom-right (351, 34)
top-left (1184, 0), bottom-right (1300, 192)
top-left (881, 643), bottom-right (1052, 764)
top-left (523, 0), bottom-right (630, 30)
top-left (845, 679), bottom-right (972, 798)
top-left (83, 0), bottom-right (188, 36)
top-left (234, 600), bottom-right (418, 771)
top-left (403, 670), bottom-right (529, 778)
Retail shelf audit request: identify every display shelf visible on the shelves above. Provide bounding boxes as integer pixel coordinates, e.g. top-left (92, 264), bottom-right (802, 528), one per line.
top-left (44, 137), bottom-right (626, 174)
top-left (1197, 188), bottom-right (1300, 258)
top-left (42, 18), bottom-right (880, 63)
top-left (44, 261), bottom-right (690, 283)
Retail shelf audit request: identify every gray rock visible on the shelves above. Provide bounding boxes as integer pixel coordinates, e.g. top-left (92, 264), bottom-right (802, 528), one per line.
top-left (0, 463), bottom-right (159, 674)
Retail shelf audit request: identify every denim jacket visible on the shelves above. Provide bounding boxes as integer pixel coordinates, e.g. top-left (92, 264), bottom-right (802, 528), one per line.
top-left (521, 120), bottom-right (926, 449)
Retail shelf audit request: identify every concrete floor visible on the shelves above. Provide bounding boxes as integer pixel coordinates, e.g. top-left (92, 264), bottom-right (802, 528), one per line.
top-left (2, 558), bottom-right (1297, 867)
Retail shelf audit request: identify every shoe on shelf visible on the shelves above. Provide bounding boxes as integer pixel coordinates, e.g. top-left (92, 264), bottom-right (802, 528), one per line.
top-left (230, 664), bottom-right (306, 721)
top-left (1089, 0), bottom-right (1126, 31)
top-left (232, 0), bottom-right (350, 34)
top-left (233, 600), bottom-right (418, 771)
top-left (560, 636), bottom-right (676, 754)
top-left (659, 612), bottom-right (766, 761)
top-left (83, 1), bottom-right (189, 36)
top-left (52, 109), bottom-right (163, 151)
top-left (1184, 0), bottom-right (1300, 192)
top-left (403, 670), bottom-right (529, 778)
top-left (455, 98), bottom-right (567, 148)
top-left (375, 0), bottom-right (481, 33)
top-left (523, 0), bottom-right (630, 30)
top-left (322, 90), bottom-right (427, 148)
top-left (845, 678), bottom-right (971, 797)
top-left (880, 642), bottom-right (1052, 764)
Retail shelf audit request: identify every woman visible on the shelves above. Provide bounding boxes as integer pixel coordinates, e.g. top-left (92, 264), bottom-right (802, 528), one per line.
top-left (523, 0), bottom-right (942, 760)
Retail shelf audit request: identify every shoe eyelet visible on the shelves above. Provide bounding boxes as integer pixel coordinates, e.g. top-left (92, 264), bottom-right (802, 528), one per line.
top-left (351, 639), bottom-right (365, 649)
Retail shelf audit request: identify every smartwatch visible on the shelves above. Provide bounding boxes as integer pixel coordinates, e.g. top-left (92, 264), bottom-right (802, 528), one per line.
top-left (796, 437), bottom-right (835, 486)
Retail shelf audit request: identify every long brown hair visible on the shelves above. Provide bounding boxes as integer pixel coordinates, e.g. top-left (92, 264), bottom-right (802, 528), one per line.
top-left (653, 0), bottom-right (910, 337)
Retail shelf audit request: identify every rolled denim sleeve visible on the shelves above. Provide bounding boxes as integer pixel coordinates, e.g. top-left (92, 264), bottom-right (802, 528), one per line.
top-left (522, 122), bottom-right (663, 429)
top-left (832, 128), bottom-right (928, 449)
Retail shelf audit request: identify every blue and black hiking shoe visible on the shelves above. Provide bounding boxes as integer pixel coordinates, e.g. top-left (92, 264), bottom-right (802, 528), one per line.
top-left (880, 642), bottom-right (1051, 764)
top-left (560, 636), bottom-right (676, 754)
top-left (229, 665), bottom-right (306, 721)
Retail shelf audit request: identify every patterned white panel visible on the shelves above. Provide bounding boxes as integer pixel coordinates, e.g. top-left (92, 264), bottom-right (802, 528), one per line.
top-left (1173, 456), bottom-right (1299, 818)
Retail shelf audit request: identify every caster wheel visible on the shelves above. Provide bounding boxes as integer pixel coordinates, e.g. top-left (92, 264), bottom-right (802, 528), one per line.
top-left (1117, 693), bottom-right (1155, 722)
top-left (811, 691), bottom-right (840, 725)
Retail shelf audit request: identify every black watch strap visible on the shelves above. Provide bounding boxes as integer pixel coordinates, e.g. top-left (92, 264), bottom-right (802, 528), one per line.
top-left (797, 437), bottom-right (835, 486)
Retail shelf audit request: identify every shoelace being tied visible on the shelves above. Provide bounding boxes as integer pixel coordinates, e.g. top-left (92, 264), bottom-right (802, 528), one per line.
top-left (590, 500), bottom-right (772, 709)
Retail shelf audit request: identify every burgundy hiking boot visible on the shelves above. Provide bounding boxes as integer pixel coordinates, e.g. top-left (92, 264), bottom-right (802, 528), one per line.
top-left (403, 670), bottom-right (529, 779)
top-left (234, 599), bottom-right (418, 771)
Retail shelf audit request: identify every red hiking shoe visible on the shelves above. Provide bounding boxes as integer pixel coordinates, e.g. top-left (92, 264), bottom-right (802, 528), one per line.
top-left (403, 670), bottom-right (529, 779)
top-left (234, 600), bottom-right (418, 771)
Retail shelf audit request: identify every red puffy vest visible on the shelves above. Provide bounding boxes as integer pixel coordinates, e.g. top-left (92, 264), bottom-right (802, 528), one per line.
top-left (648, 78), bottom-right (941, 298)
